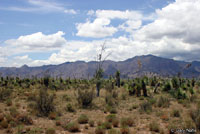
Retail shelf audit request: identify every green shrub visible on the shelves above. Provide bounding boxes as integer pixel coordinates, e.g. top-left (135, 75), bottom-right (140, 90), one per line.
top-left (106, 114), bottom-right (116, 123)
top-left (36, 89), bottom-right (55, 116)
top-left (105, 93), bottom-right (116, 106)
top-left (110, 107), bottom-right (117, 114)
top-left (89, 120), bottom-right (94, 127)
top-left (120, 126), bottom-right (130, 134)
top-left (131, 104), bottom-right (138, 109)
top-left (171, 109), bottom-right (180, 117)
top-left (108, 129), bottom-right (120, 134)
top-left (65, 122), bottom-right (79, 132)
top-left (148, 97), bottom-right (157, 105)
top-left (120, 117), bottom-right (134, 127)
top-left (112, 118), bottom-right (119, 127)
top-left (9, 107), bottom-right (19, 118)
top-left (190, 107), bottom-right (200, 130)
top-left (0, 88), bottom-right (12, 101)
top-left (157, 96), bottom-right (170, 108)
top-left (6, 98), bottom-right (12, 106)
top-left (66, 103), bottom-right (75, 112)
top-left (101, 121), bottom-right (112, 129)
top-left (149, 121), bottom-right (160, 132)
top-left (95, 126), bottom-right (106, 134)
top-left (76, 89), bottom-right (94, 108)
top-left (139, 101), bottom-right (152, 113)
top-left (78, 114), bottom-right (89, 124)
top-left (45, 128), bottom-right (56, 134)
top-left (0, 120), bottom-right (8, 128)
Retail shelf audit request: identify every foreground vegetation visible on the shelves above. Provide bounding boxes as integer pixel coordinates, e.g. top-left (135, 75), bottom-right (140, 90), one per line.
top-left (0, 75), bottom-right (200, 134)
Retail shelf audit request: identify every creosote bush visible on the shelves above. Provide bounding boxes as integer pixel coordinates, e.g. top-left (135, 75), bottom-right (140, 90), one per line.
top-left (108, 129), bottom-right (120, 134)
top-left (45, 128), bottom-right (56, 134)
top-left (65, 121), bottom-right (80, 132)
top-left (149, 121), bottom-right (160, 132)
top-left (95, 126), bottom-right (106, 134)
top-left (157, 96), bottom-right (170, 108)
top-left (0, 88), bottom-right (12, 101)
top-left (76, 88), bottom-right (94, 108)
top-left (120, 117), bottom-right (134, 127)
top-left (66, 103), bottom-right (76, 112)
top-left (171, 109), bottom-right (180, 117)
top-left (106, 114), bottom-right (117, 123)
top-left (36, 89), bottom-right (55, 116)
top-left (139, 101), bottom-right (152, 114)
top-left (120, 126), bottom-right (130, 134)
top-left (78, 114), bottom-right (89, 124)
top-left (89, 120), bottom-right (94, 127)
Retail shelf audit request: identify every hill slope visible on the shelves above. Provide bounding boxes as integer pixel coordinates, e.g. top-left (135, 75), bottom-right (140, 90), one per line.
top-left (0, 55), bottom-right (200, 78)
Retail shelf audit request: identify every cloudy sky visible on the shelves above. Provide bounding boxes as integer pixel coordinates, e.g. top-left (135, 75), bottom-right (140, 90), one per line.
top-left (0, 0), bottom-right (200, 67)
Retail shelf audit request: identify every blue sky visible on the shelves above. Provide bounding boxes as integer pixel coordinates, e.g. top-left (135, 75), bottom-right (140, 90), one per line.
top-left (0, 0), bottom-right (200, 67)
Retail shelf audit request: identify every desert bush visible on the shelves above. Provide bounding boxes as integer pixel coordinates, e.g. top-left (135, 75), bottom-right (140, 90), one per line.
top-left (106, 114), bottom-right (117, 123)
top-left (157, 96), bottom-right (170, 108)
top-left (76, 88), bottom-right (94, 108)
top-left (0, 88), bottom-right (12, 101)
top-left (36, 89), bottom-right (55, 116)
top-left (45, 128), bottom-right (56, 134)
top-left (16, 114), bottom-right (33, 125)
top-left (66, 103), bottom-right (76, 112)
top-left (62, 94), bottom-right (71, 101)
top-left (105, 93), bottom-right (116, 106)
top-left (148, 97), bottom-right (157, 105)
top-left (0, 120), bottom-right (8, 128)
top-left (89, 120), bottom-right (94, 127)
top-left (120, 126), bottom-right (130, 134)
top-left (6, 98), bottom-right (12, 106)
top-left (183, 119), bottom-right (196, 131)
top-left (112, 118), bottom-right (119, 127)
top-left (101, 121), bottom-right (112, 129)
top-left (108, 129), bottom-right (120, 134)
top-left (65, 121), bottom-right (80, 132)
top-left (171, 109), bottom-right (180, 117)
top-left (190, 107), bottom-right (200, 130)
top-left (48, 112), bottom-right (57, 120)
top-left (95, 126), bottom-right (106, 134)
top-left (9, 107), bottom-right (19, 118)
top-left (78, 114), bottom-right (89, 124)
top-left (120, 117), bottom-right (134, 127)
top-left (139, 101), bottom-right (152, 113)
top-left (110, 107), bottom-right (117, 114)
top-left (149, 121), bottom-right (160, 132)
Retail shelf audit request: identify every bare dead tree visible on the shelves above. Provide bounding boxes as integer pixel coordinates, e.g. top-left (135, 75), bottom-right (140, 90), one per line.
top-left (94, 41), bottom-right (112, 97)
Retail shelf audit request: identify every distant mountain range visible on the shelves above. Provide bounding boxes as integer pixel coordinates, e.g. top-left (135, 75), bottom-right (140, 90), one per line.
top-left (1, 55), bottom-right (200, 78)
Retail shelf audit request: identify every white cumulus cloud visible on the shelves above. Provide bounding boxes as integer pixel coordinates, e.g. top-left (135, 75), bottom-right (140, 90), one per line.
top-left (5, 31), bottom-right (67, 53)
top-left (76, 18), bottom-right (118, 38)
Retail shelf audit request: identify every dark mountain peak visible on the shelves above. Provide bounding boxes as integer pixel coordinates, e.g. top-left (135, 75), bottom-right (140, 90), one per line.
top-left (21, 64), bottom-right (29, 68)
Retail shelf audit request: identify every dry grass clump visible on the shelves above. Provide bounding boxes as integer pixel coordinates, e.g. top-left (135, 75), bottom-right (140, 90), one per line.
top-left (65, 121), bottom-right (80, 132)
top-left (78, 114), bottom-right (89, 124)
top-left (149, 120), bottom-right (160, 132)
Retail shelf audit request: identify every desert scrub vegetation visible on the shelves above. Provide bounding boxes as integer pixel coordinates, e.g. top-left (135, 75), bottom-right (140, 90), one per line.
top-left (78, 114), bottom-right (89, 124)
top-left (0, 75), bottom-right (199, 134)
top-left (76, 85), bottom-right (95, 108)
top-left (35, 88), bottom-right (55, 116)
